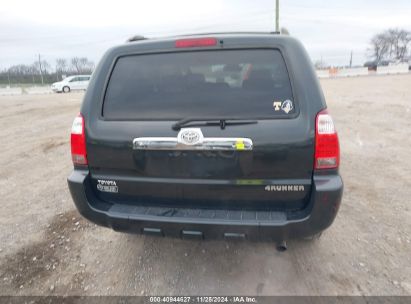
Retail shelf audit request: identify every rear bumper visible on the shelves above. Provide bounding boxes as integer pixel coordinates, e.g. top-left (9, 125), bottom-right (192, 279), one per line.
top-left (67, 170), bottom-right (343, 241)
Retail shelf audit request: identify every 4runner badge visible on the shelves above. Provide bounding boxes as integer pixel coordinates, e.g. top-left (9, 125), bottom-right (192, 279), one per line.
top-left (265, 185), bottom-right (305, 192)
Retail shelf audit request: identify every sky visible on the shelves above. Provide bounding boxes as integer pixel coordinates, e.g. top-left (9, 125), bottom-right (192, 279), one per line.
top-left (1, 0), bottom-right (411, 69)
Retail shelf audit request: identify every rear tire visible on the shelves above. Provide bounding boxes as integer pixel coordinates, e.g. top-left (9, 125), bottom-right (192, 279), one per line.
top-left (62, 86), bottom-right (70, 93)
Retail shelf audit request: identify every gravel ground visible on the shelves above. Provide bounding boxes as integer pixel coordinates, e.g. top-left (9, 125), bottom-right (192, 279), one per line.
top-left (0, 74), bottom-right (410, 296)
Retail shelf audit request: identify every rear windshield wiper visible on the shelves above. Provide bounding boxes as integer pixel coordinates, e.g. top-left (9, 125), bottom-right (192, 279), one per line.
top-left (172, 118), bottom-right (258, 130)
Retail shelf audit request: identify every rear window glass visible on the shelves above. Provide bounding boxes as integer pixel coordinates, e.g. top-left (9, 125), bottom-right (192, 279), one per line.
top-left (103, 49), bottom-right (295, 120)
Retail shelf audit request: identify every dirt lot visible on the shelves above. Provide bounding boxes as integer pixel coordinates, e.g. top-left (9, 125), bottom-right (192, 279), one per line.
top-left (0, 74), bottom-right (410, 296)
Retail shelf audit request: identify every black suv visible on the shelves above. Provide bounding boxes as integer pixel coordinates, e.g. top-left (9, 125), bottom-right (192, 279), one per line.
top-left (68, 33), bottom-right (343, 242)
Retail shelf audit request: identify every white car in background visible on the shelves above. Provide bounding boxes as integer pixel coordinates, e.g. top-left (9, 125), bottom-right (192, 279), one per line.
top-left (51, 75), bottom-right (91, 93)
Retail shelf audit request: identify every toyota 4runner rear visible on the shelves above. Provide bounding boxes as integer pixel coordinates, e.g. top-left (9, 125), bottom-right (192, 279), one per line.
top-left (67, 33), bottom-right (343, 242)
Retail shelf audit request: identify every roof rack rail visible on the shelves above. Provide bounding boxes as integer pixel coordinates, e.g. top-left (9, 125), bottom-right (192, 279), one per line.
top-left (127, 35), bottom-right (148, 42)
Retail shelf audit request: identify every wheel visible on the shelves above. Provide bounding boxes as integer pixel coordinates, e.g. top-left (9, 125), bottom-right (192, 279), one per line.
top-left (62, 86), bottom-right (70, 93)
top-left (303, 232), bottom-right (322, 241)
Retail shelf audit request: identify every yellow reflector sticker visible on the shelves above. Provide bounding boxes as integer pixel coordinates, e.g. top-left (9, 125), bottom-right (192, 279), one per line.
top-left (235, 140), bottom-right (245, 150)
top-left (236, 179), bottom-right (264, 185)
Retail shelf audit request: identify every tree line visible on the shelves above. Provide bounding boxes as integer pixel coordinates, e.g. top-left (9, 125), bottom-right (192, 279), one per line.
top-left (0, 57), bottom-right (95, 86)
top-left (315, 28), bottom-right (411, 70)
top-left (368, 28), bottom-right (411, 64)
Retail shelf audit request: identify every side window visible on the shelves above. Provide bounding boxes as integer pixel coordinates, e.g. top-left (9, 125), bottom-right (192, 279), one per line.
top-left (69, 77), bottom-right (78, 82)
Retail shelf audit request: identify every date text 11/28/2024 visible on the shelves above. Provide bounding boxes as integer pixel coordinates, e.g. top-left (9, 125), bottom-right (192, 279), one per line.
top-left (149, 296), bottom-right (257, 303)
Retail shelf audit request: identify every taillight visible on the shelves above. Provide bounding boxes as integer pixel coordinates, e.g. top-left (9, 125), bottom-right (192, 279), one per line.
top-left (71, 113), bottom-right (87, 165)
top-left (315, 109), bottom-right (340, 169)
top-left (175, 38), bottom-right (217, 48)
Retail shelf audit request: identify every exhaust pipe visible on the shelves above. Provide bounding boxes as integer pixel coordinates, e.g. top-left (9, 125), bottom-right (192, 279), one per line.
top-left (276, 240), bottom-right (287, 252)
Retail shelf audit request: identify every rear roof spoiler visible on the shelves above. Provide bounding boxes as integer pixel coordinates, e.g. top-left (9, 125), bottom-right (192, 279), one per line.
top-left (126, 31), bottom-right (281, 43)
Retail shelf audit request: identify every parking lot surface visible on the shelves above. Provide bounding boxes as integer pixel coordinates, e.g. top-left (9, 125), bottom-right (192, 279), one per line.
top-left (0, 74), bottom-right (410, 295)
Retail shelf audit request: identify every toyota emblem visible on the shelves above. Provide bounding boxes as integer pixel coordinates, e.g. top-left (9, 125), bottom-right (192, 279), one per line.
top-left (178, 128), bottom-right (203, 145)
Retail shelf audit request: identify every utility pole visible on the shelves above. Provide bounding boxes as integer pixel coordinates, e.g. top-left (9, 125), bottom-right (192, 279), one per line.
top-left (38, 54), bottom-right (44, 85)
top-left (7, 69), bottom-right (11, 87)
top-left (276, 0), bottom-right (280, 32)
top-left (349, 51), bottom-right (353, 68)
